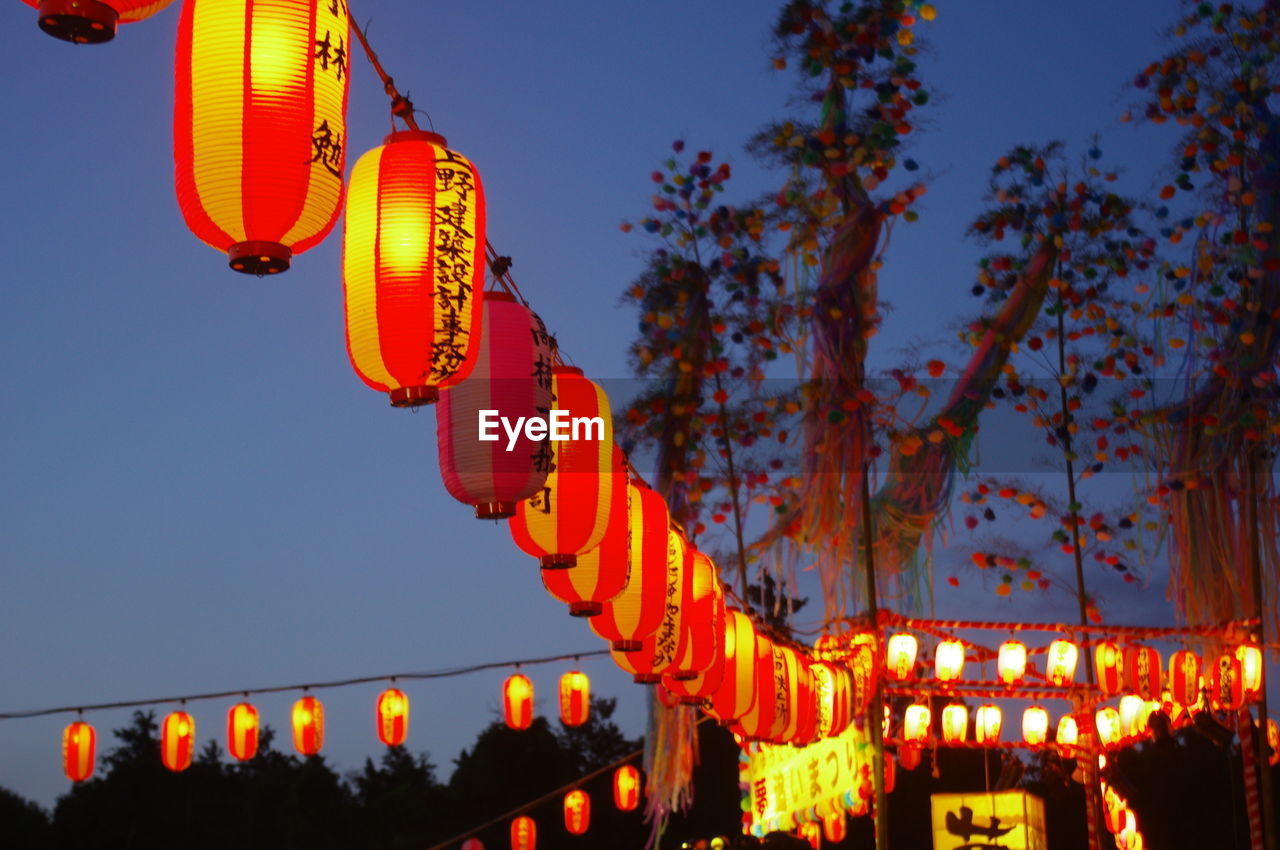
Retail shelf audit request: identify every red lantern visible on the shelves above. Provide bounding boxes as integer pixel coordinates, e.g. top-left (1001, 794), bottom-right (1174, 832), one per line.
top-left (662, 595), bottom-right (727, 705)
top-left (175, 0), bottom-right (349, 274)
top-left (1236, 644), bottom-right (1263, 699)
top-left (1209, 651), bottom-right (1245, 710)
top-left (62, 721), bottom-right (95, 783)
top-left (823, 809), bottom-right (847, 844)
top-left (1267, 718), bottom-right (1279, 767)
top-left (772, 644), bottom-right (808, 743)
top-left (1124, 645), bottom-right (1162, 699)
top-left (227, 702), bottom-right (259, 762)
top-left (559, 671), bottom-right (590, 727)
top-left (590, 479), bottom-right (670, 650)
top-left (504, 674), bottom-right (534, 731)
top-left (797, 822), bottom-right (821, 850)
top-left (510, 815), bottom-right (536, 850)
top-left (1095, 641), bottom-right (1125, 695)
top-left (461, 840), bottom-right (485, 850)
top-left (510, 367), bottom-right (617, 567)
top-left (542, 447), bottom-right (630, 616)
top-left (730, 634), bottom-right (777, 741)
top-left (376, 688), bottom-right (409, 747)
top-left (705, 608), bottom-right (758, 722)
top-left (438, 293), bottom-right (555, 516)
top-left (564, 790), bottom-right (590, 835)
top-left (292, 696), bottom-right (324, 755)
top-left (1046, 639), bottom-right (1079, 686)
top-left (1169, 650), bottom-right (1202, 706)
top-left (161, 711), bottom-right (196, 772)
top-left (613, 764), bottom-right (642, 811)
top-left (811, 660), bottom-right (853, 738)
top-left (22, 0), bottom-right (173, 43)
top-left (609, 530), bottom-right (690, 683)
top-left (791, 654), bottom-right (820, 745)
top-left (897, 745), bottom-right (921, 772)
top-left (669, 550), bottom-right (723, 678)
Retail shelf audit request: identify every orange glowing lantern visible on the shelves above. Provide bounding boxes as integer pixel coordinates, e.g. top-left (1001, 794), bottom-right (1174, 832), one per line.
top-left (730, 634), bottom-right (777, 741)
top-left (823, 810), bottom-right (847, 844)
top-left (1096, 706), bottom-right (1122, 747)
top-left (1124, 645), bottom-right (1162, 699)
top-left (998, 640), bottom-right (1027, 685)
top-left (942, 704), bottom-right (969, 744)
top-left (438, 293), bottom-right (555, 516)
top-left (614, 764), bottom-right (641, 811)
top-left (23, 0), bottom-right (173, 43)
top-left (1022, 706), bottom-right (1049, 747)
top-left (1267, 718), bottom-right (1279, 767)
top-left (975, 704), bottom-right (1002, 745)
top-left (1168, 650), bottom-right (1202, 706)
top-left (935, 640), bottom-right (965, 683)
top-left (227, 702), bottom-right (259, 762)
top-left (461, 840), bottom-right (484, 850)
top-left (511, 815), bottom-right (536, 850)
top-left (543, 449), bottom-right (630, 617)
top-left (897, 744), bottom-right (921, 772)
top-left (376, 688), bottom-right (409, 747)
top-left (1118, 695), bottom-right (1146, 739)
top-left (1046, 639), bottom-right (1079, 686)
top-left (609, 530), bottom-right (690, 683)
top-left (1095, 641), bottom-right (1125, 695)
top-left (810, 660), bottom-right (853, 738)
top-left (705, 608), bottom-right (758, 723)
top-left (885, 633), bottom-right (918, 681)
top-left (797, 822), bottom-right (821, 850)
top-left (161, 711), bottom-right (196, 772)
top-left (903, 704), bottom-right (931, 744)
top-left (1209, 651), bottom-right (1245, 710)
top-left (670, 549), bottom-right (724, 679)
top-left (564, 790), bottom-right (590, 835)
top-left (1057, 714), bottom-right (1079, 756)
top-left (292, 696), bottom-right (324, 755)
top-left (1236, 644), bottom-right (1263, 699)
top-left (559, 671), bottom-right (590, 727)
top-left (847, 638), bottom-right (878, 719)
top-left (62, 721), bottom-right (95, 783)
top-left (175, 0), bottom-right (349, 274)
top-left (504, 674), bottom-right (534, 731)
top-left (590, 479), bottom-right (670, 651)
top-left (771, 644), bottom-right (811, 744)
top-left (662, 593), bottom-right (728, 705)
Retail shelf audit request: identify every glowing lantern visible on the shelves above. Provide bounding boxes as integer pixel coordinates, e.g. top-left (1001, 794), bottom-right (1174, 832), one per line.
top-left (559, 671), bottom-right (590, 727)
top-left (935, 640), bottom-right (965, 682)
top-left (1209, 651), bottom-right (1245, 710)
top-left (1124, 645), bottom-right (1162, 699)
top-left (510, 815), bottom-right (536, 850)
top-left (1168, 650), bottom-right (1202, 706)
top-left (1057, 714), bottom-right (1079, 756)
top-left (590, 479), bottom-right (670, 651)
top-left (897, 744), bottom-right (921, 772)
top-left (609, 530), bottom-right (690, 683)
top-left (998, 640), bottom-right (1027, 685)
top-left (461, 840), bottom-right (484, 850)
top-left (1118, 695), bottom-right (1145, 739)
top-left (292, 696), bottom-right (324, 755)
top-left (161, 711), bottom-right (196, 772)
top-left (942, 704), bottom-right (969, 744)
top-left (677, 551), bottom-right (725, 679)
top-left (975, 704), bottom-right (1002, 745)
top-left (564, 790), bottom-right (590, 835)
top-left (22, 0), bottom-right (174, 44)
top-left (1095, 707), bottom-right (1122, 747)
top-left (504, 674), bottom-right (534, 731)
top-left (1046, 639), bottom-right (1079, 686)
top-left (62, 721), bottom-right (95, 783)
top-left (1022, 706), bottom-right (1049, 747)
top-left (227, 702), bottom-right (259, 762)
top-left (175, 0), bottom-right (349, 274)
top-left (885, 633), bottom-right (917, 681)
top-left (614, 764), bottom-right (641, 812)
top-left (438, 294), bottom-right (555, 516)
top-left (1095, 641), bottom-right (1124, 695)
top-left (773, 644), bottom-right (810, 743)
top-left (823, 810), bottom-right (847, 844)
top-left (1236, 644), bottom-right (1263, 699)
top-left (662, 593), bottom-right (728, 705)
top-left (376, 688), bottom-right (409, 747)
top-left (903, 704), bottom-right (931, 744)
top-left (847, 638), bottom-right (878, 718)
top-left (1267, 718), bottom-right (1279, 767)
top-left (731, 634), bottom-right (777, 741)
top-left (705, 608), bottom-right (758, 723)
top-left (810, 661), bottom-right (853, 739)
top-left (543, 449), bottom-right (630, 617)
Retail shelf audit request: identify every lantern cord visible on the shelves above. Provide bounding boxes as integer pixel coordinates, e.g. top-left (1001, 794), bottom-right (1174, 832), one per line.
top-left (0, 648), bottom-right (609, 721)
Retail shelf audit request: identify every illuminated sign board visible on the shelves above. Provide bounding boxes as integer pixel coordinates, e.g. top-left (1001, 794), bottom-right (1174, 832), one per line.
top-left (930, 790), bottom-right (1047, 850)
top-left (743, 722), bottom-right (871, 835)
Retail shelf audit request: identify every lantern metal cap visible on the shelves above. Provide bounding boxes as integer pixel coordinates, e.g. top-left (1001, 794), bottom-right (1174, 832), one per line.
top-left (385, 129), bottom-right (448, 148)
top-left (552, 365), bottom-right (585, 377)
top-left (486, 290), bottom-right (517, 303)
top-left (228, 241), bottom-right (291, 276)
top-left (670, 670), bottom-right (698, 681)
top-left (633, 673), bottom-right (662, 684)
top-left (37, 0), bottom-right (118, 44)
top-left (612, 640), bottom-right (643, 652)
top-left (540, 553), bottom-right (576, 569)
top-left (568, 601), bottom-right (602, 618)
top-left (475, 501), bottom-right (516, 520)
top-left (389, 386), bottom-right (438, 407)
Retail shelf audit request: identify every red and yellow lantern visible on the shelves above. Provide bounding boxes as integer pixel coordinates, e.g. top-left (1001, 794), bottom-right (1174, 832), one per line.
top-left (770, 644), bottom-right (806, 743)
top-left (437, 293), bottom-right (555, 516)
top-left (847, 637), bottom-right (878, 718)
top-left (670, 550), bottom-right (723, 679)
top-left (941, 704), bottom-right (968, 744)
top-left (1236, 644), bottom-right (1263, 699)
top-left (1057, 714), bottom-right (1079, 756)
top-left (1124, 645), bottom-right (1162, 699)
top-left (559, 671), bottom-right (590, 727)
top-left (614, 764), bottom-right (641, 812)
top-left (1209, 651), bottom-right (1245, 710)
top-left (23, 0), bottom-right (173, 44)
top-left (1046, 639), bottom-right (1079, 686)
top-left (811, 660), bottom-right (853, 738)
top-left (1267, 718), bottom-right (1279, 767)
top-left (542, 447), bottom-right (630, 616)
top-left (823, 809), bottom-right (847, 844)
top-left (376, 688), bottom-right (409, 747)
top-left (1095, 641), bottom-right (1124, 695)
top-left (564, 790), bottom-right (590, 836)
top-left (1118, 695), bottom-right (1145, 739)
top-left (461, 840), bottom-right (484, 850)
top-left (62, 721), bottom-right (95, 783)
top-left (161, 710), bottom-right (196, 772)
top-left (344, 131), bottom-right (486, 405)
top-left (903, 704), bottom-right (931, 744)
top-left (227, 702), bottom-right (259, 762)
top-left (705, 608), bottom-right (758, 723)
top-left (292, 695), bottom-right (324, 755)
top-left (975, 704), bottom-right (1002, 745)
top-left (504, 674), bottom-right (534, 731)
top-left (935, 640), bottom-right (965, 682)
top-left (510, 815), bottom-right (536, 850)
top-left (175, 0), bottom-right (349, 274)
top-left (731, 634), bottom-right (777, 741)
top-left (885, 633), bottom-right (917, 681)
top-left (590, 479), bottom-right (670, 651)
top-left (662, 597), bottom-right (727, 705)
top-left (1168, 650), bottom-right (1202, 706)
top-left (798, 822), bottom-right (821, 850)
top-left (997, 640), bottom-right (1026, 685)
top-left (1096, 706), bottom-right (1122, 747)
top-left (1022, 706), bottom-right (1049, 747)
top-left (609, 530), bottom-right (689, 683)
top-left (510, 367), bottom-right (616, 568)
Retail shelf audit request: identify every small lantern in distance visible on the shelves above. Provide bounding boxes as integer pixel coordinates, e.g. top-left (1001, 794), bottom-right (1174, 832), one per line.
top-left (885, 633), bottom-right (917, 681)
top-left (23, 0), bottom-right (175, 45)
top-left (1057, 714), bottom-right (1079, 757)
top-left (564, 790), bottom-right (590, 836)
top-left (62, 720), bottom-right (95, 783)
top-left (941, 704), bottom-right (968, 744)
top-left (1046, 639), bottom-right (1079, 686)
top-left (997, 640), bottom-right (1026, 685)
top-left (935, 640), bottom-right (965, 682)
top-left (293, 695), bottom-right (324, 756)
top-left (903, 704), bottom-right (931, 744)
top-left (1210, 651), bottom-right (1245, 710)
top-left (1095, 706), bottom-right (1122, 747)
top-left (161, 710), bottom-right (196, 772)
top-left (1235, 644), bottom-right (1263, 699)
top-left (511, 815), bottom-right (536, 850)
top-left (614, 764), bottom-right (641, 811)
top-left (1267, 718), bottom-right (1279, 767)
top-left (1168, 650), bottom-right (1202, 706)
top-left (975, 705), bottom-right (1002, 745)
top-left (227, 702), bottom-right (259, 762)
top-left (376, 688), bottom-right (409, 747)
top-left (559, 671), bottom-right (590, 727)
top-left (1022, 706), bottom-right (1049, 747)
top-left (1095, 641), bottom-right (1124, 695)
top-left (505, 674), bottom-right (534, 731)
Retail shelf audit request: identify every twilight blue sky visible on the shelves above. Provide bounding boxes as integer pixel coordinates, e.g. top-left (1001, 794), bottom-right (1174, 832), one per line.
top-left (0, 0), bottom-right (1234, 812)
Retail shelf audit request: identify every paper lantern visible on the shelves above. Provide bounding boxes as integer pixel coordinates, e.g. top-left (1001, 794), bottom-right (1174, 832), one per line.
top-left (1022, 706), bottom-right (1049, 747)
top-left (731, 634), bottom-right (777, 741)
top-left (1095, 641), bottom-right (1124, 695)
top-left (1267, 718), bottom-right (1279, 767)
top-left (885, 633), bottom-right (917, 681)
top-left (935, 640), bottom-right (965, 683)
top-left (23, 0), bottom-right (174, 43)
top-left (438, 293), bottom-right (555, 516)
top-left (791, 654), bottom-right (820, 746)
top-left (773, 644), bottom-right (810, 743)
top-left (510, 815), bottom-right (536, 850)
top-left (564, 790), bottom-right (590, 835)
top-left (897, 744), bottom-right (921, 772)
top-left (903, 704), bottom-right (931, 744)
top-left (1168, 650), bottom-right (1202, 706)
top-left (1046, 639), bottom-right (1079, 686)
top-left (847, 638), bottom-right (878, 718)
top-left (1118, 695), bottom-right (1146, 739)
top-left (608, 530), bottom-right (689, 683)
top-left (1236, 644), bottom-right (1263, 698)
top-left (998, 640), bottom-right (1027, 685)
top-left (1056, 714), bottom-right (1078, 756)
top-left (823, 810), bottom-right (847, 844)
top-left (542, 447), bottom-right (629, 616)
top-left (614, 764), bottom-right (641, 811)
top-left (1124, 645), bottom-right (1162, 699)
top-left (670, 550), bottom-right (723, 678)
top-left (662, 594), bottom-right (727, 705)
top-left (62, 721), bottom-right (95, 783)
top-left (461, 840), bottom-right (484, 850)
top-left (705, 608), bottom-right (758, 723)
top-left (559, 671), bottom-right (590, 727)
top-left (510, 367), bottom-right (616, 567)
top-left (797, 822), bottom-right (821, 850)
top-left (975, 704), bottom-right (1002, 745)
top-left (1096, 706), bottom-right (1122, 747)
top-left (175, 0), bottom-right (349, 274)
top-left (811, 660), bottom-right (853, 738)
top-left (161, 711), bottom-right (196, 772)
top-left (292, 695), bottom-right (324, 755)
top-left (376, 688), bottom-right (409, 747)
top-left (1209, 651), bottom-right (1245, 710)
top-left (941, 704), bottom-right (968, 744)
top-left (504, 674), bottom-right (534, 731)
top-left (590, 479), bottom-right (670, 651)
top-left (344, 131), bottom-right (485, 405)
top-left (227, 702), bottom-right (259, 762)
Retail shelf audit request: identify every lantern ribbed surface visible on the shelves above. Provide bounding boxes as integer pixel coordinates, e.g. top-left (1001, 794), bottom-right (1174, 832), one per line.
top-left (558, 671), bottom-right (590, 727)
top-left (730, 634), bottom-right (777, 740)
top-left (607, 530), bottom-right (689, 683)
top-left (292, 695), bottom-right (324, 755)
top-left (227, 702), bottom-right (259, 761)
top-left (504, 674), bottom-right (533, 731)
top-left (705, 608), bottom-right (758, 723)
top-left (376, 688), bottom-right (409, 746)
top-left (669, 550), bottom-right (722, 679)
top-left (541, 447), bottom-right (629, 616)
top-left (62, 721), bottom-right (95, 783)
top-left (345, 130), bottom-right (486, 403)
top-left (175, 0), bottom-right (349, 274)
top-left (1168, 650), bottom-right (1201, 705)
top-left (811, 660), bottom-right (852, 738)
top-left (589, 479), bottom-right (669, 651)
top-left (161, 711), bottom-right (196, 772)
top-left (25, 0), bottom-right (174, 43)
top-left (662, 590), bottom-right (727, 704)
top-left (438, 293), bottom-right (554, 515)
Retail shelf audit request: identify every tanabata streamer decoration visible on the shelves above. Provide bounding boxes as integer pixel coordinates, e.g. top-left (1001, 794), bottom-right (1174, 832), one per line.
top-left (608, 530), bottom-right (689, 683)
top-left (376, 688), bottom-right (409, 746)
top-left (227, 702), bottom-right (259, 761)
top-left (344, 130), bottom-right (486, 406)
top-left (504, 673), bottom-right (533, 731)
top-left (559, 670), bottom-right (590, 727)
top-left (510, 815), bottom-right (536, 850)
top-left (161, 711), bottom-right (196, 772)
top-left (63, 721), bottom-right (95, 783)
top-left (175, 0), bottom-right (349, 274)
top-left (541, 447), bottom-right (630, 616)
top-left (438, 293), bottom-right (555, 517)
top-left (564, 789), bottom-right (590, 836)
top-left (589, 479), bottom-right (669, 651)
top-left (614, 764), bottom-right (641, 811)
top-left (510, 367), bottom-right (616, 568)
top-left (292, 695), bottom-right (324, 755)
top-left (23, 0), bottom-right (174, 43)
